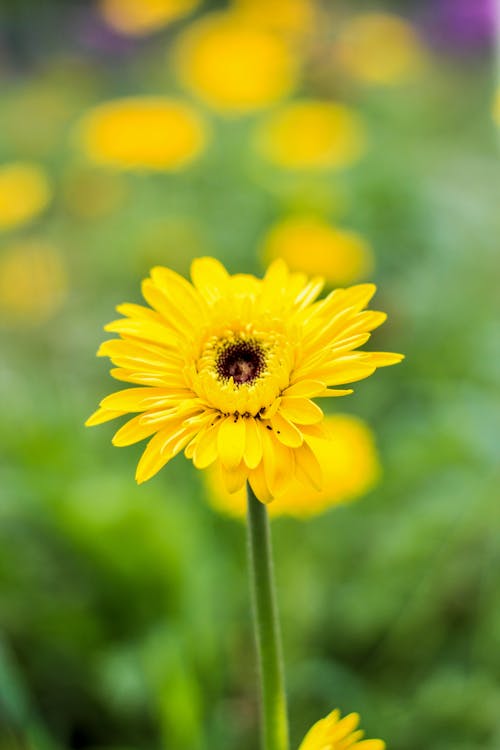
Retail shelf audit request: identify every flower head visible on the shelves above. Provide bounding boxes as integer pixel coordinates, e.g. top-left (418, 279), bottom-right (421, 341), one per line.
top-left (255, 100), bottom-right (366, 171)
top-left (299, 709), bottom-right (385, 750)
top-left (173, 12), bottom-right (298, 114)
top-left (234, 0), bottom-right (316, 39)
top-left (262, 216), bottom-right (374, 286)
top-left (205, 414), bottom-right (381, 518)
top-left (334, 13), bottom-right (424, 86)
top-left (0, 162), bottom-right (51, 231)
top-left (86, 258), bottom-right (402, 502)
top-left (75, 96), bottom-right (208, 171)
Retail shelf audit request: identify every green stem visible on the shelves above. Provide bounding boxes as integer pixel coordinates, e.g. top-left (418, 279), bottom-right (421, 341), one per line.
top-left (246, 482), bottom-right (289, 750)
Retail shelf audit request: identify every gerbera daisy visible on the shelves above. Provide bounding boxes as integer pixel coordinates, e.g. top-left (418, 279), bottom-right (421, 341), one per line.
top-left (86, 257), bottom-right (403, 502)
top-left (299, 709), bottom-right (385, 750)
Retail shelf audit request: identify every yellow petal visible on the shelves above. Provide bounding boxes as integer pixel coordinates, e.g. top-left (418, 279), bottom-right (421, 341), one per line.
top-left (97, 338), bottom-right (181, 369)
top-left (299, 423), bottom-right (331, 440)
top-left (104, 318), bottom-right (179, 347)
top-left (294, 277), bottom-right (324, 309)
top-left (314, 361), bottom-right (376, 385)
top-left (364, 351), bottom-right (404, 367)
top-left (331, 332), bottom-right (371, 353)
top-left (217, 415), bottom-right (246, 470)
top-left (150, 265), bottom-right (206, 315)
top-left (263, 257), bottom-right (288, 291)
top-left (243, 417), bottom-right (263, 469)
top-left (279, 397), bottom-right (323, 424)
top-left (190, 256), bottom-right (229, 303)
top-left (260, 423), bottom-right (277, 493)
top-left (115, 302), bottom-right (160, 321)
top-left (111, 413), bottom-right (161, 446)
top-left (328, 713), bottom-right (360, 741)
top-left (271, 412), bottom-right (303, 447)
top-left (249, 462), bottom-right (273, 504)
top-left (294, 440), bottom-right (322, 490)
top-left (338, 310), bottom-right (387, 338)
top-left (192, 419), bottom-right (221, 469)
top-left (100, 387), bottom-right (189, 412)
top-left (109, 368), bottom-right (179, 387)
top-left (341, 282), bottom-right (376, 309)
top-left (135, 422), bottom-right (196, 484)
top-left (270, 436), bottom-right (295, 495)
top-left (141, 278), bottom-right (194, 334)
top-left (135, 427), bottom-right (175, 483)
top-left (85, 407), bottom-right (125, 426)
top-left (184, 436), bottom-right (197, 459)
top-left (221, 463), bottom-right (248, 493)
top-left (283, 380), bottom-right (325, 398)
top-left (317, 388), bottom-right (354, 397)
top-left (261, 397), bottom-right (281, 420)
top-left (356, 741), bottom-right (386, 750)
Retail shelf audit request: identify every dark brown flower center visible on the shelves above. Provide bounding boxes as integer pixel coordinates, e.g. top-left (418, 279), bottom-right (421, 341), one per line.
top-left (216, 340), bottom-right (265, 385)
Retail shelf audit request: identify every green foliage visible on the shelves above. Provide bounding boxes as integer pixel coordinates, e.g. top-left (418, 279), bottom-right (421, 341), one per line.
top-left (0, 2), bottom-right (498, 749)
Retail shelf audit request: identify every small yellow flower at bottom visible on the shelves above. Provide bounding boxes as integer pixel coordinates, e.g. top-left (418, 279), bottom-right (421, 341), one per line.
top-left (299, 710), bottom-right (385, 750)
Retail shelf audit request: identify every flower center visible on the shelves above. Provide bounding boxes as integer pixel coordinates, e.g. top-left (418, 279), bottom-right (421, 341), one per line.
top-left (216, 339), bottom-right (265, 385)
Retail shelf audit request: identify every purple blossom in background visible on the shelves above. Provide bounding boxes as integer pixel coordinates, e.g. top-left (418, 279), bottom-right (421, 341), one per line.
top-left (71, 7), bottom-right (139, 57)
top-left (420, 0), bottom-right (495, 54)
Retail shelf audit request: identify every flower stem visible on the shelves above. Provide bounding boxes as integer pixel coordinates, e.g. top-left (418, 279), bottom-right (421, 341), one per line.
top-left (246, 482), bottom-right (289, 750)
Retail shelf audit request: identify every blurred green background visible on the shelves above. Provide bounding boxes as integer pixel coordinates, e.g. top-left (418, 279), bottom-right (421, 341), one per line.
top-left (1, 0), bottom-right (499, 748)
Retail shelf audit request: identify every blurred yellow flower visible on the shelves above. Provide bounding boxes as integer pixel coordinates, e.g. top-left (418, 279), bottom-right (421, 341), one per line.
top-left (233, 0), bottom-right (316, 38)
top-left (335, 13), bottom-right (425, 86)
top-left (262, 216), bottom-right (374, 287)
top-left (0, 240), bottom-right (67, 325)
top-left (255, 100), bottom-right (366, 170)
top-left (63, 168), bottom-right (128, 219)
top-left (0, 163), bottom-right (51, 231)
top-left (86, 258), bottom-right (402, 499)
top-left (205, 414), bottom-right (380, 518)
top-left (173, 12), bottom-right (298, 114)
top-left (76, 97), bottom-right (208, 171)
top-left (299, 709), bottom-right (385, 750)
top-left (99, 0), bottom-right (200, 36)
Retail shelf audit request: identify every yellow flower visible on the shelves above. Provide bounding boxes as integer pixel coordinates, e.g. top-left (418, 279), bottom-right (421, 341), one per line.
top-left (75, 97), bottom-right (208, 171)
top-left (299, 709), bottom-right (385, 750)
top-left (0, 162), bottom-right (51, 231)
top-left (0, 240), bottom-right (67, 325)
top-left (255, 100), bottom-right (366, 170)
top-left (205, 414), bottom-right (380, 518)
top-left (233, 0), bottom-right (316, 38)
top-left (86, 257), bottom-right (403, 502)
top-left (173, 12), bottom-right (298, 114)
top-left (262, 216), bottom-right (374, 287)
top-left (334, 13), bottom-right (425, 86)
top-left (99, 0), bottom-right (200, 36)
